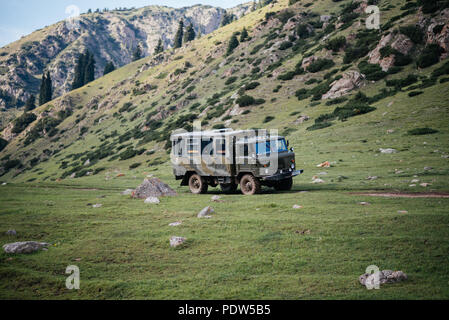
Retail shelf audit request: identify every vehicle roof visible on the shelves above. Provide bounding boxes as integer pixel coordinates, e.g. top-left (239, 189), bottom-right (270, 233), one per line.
top-left (171, 129), bottom-right (284, 140)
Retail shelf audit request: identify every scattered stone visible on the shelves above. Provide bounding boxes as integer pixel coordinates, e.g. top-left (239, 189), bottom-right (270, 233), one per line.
top-left (379, 148), bottom-right (398, 154)
top-left (411, 179), bottom-right (420, 183)
top-left (170, 236), bottom-right (187, 248)
top-left (398, 210), bottom-right (408, 214)
top-left (169, 222), bottom-right (182, 227)
top-left (317, 161), bottom-right (331, 168)
top-left (294, 115), bottom-right (310, 125)
top-left (70, 173), bottom-right (76, 179)
top-left (121, 189), bottom-right (134, 196)
top-left (198, 206), bottom-right (214, 218)
top-left (420, 183), bottom-right (431, 187)
top-left (387, 129), bottom-right (395, 134)
top-left (366, 176), bottom-right (378, 180)
top-left (74, 258), bottom-right (82, 262)
top-left (211, 195), bottom-right (221, 202)
top-left (92, 204), bottom-right (102, 208)
top-left (1, 182), bottom-right (6, 186)
top-left (84, 159), bottom-right (91, 166)
top-left (6, 230), bottom-right (17, 236)
top-left (295, 229), bottom-right (311, 235)
top-left (293, 205), bottom-right (303, 209)
top-left (424, 167), bottom-right (433, 171)
top-left (442, 155), bottom-right (449, 159)
top-left (359, 202), bottom-right (370, 206)
top-left (409, 184), bottom-right (417, 187)
top-left (3, 242), bottom-right (49, 254)
top-left (133, 178), bottom-right (177, 199)
top-left (318, 172), bottom-right (328, 176)
top-left (144, 197), bottom-right (160, 204)
top-left (312, 177), bottom-right (325, 184)
top-left (359, 270), bottom-right (408, 287)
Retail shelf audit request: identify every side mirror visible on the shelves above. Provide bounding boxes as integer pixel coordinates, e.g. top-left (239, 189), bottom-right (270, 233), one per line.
top-left (290, 147), bottom-right (294, 152)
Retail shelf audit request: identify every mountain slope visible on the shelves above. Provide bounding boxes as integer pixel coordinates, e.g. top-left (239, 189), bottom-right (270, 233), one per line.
top-left (0, 0), bottom-right (449, 194)
top-left (0, 3), bottom-right (253, 109)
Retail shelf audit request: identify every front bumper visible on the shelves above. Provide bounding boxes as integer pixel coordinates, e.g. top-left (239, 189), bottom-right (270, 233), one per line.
top-left (263, 169), bottom-right (304, 181)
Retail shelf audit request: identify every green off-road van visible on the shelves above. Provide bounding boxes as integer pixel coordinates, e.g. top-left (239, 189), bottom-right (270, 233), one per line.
top-left (171, 129), bottom-right (303, 195)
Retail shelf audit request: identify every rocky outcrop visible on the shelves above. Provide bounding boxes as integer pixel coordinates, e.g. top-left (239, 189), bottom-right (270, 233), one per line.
top-left (3, 241), bottom-right (49, 254)
top-left (0, 4), bottom-right (250, 108)
top-left (359, 270), bottom-right (408, 287)
top-left (322, 71), bottom-right (365, 100)
top-left (133, 178), bottom-right (177, 199)
top-left (368, 33), bottom-right (413, 71)
top-left (425, 9), bottom-right (449, 58)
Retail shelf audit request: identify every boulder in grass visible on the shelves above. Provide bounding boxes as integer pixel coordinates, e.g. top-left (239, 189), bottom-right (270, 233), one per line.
top-left (6, 230), bottom-right (17, 236)
top-left (3, 242), bottom-right (49, 254)
top-left (121, 189), bottom-right (134, 196)
top-left (170, 236), bottom-right (186, 248)
top-left (198, 206), bottom-right (214, 218)
top-left (359, 270), bottom-right (407, 287)
top-left (133, 178), bottom-right (177, 199)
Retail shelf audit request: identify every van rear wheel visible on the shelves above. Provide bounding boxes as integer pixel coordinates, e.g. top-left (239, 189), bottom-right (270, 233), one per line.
top-left (274, 177), bottom-right (293, 191)
top-left (189, 174), bottom-right (208, 194)
top-left (240, 174), bottom-right (261, 195)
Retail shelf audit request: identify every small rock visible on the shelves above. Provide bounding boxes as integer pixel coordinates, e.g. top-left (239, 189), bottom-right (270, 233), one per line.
top-left (198, 206), bottom-right (214, 218)
top-left (424, 167), bottom-right (433, 171)
top-left (318, 172), bottom-right (328, 176)
top-left (170, 236), bottom-right (187, 248)
top-left (387, 129), bottom-right (395, 134)
top-left (74, 258), bottom-right (82, 262)
top-left (6, 230), bottom-right (17, 236)
top-left (420, 183), bottom-right (431, 187)
top-left (293, 205), bottom-right (303, 209)
top-left (211, 195), bottom-right (221, 202)
top-left (92, 204), bottom-right (102, 208)
top-left (169, 222), bottom-right (182, 227)
top-left (442, 155), bottom-right (449, 159)
top-left (144, 197), bottom-right (160, 204)
top-left (359, 202), bottom-right (370, 206)
top-left (366, 176), bottom-right (378, 180)
top-left (121, 189), bottom-right (134, 196)
top-left (3, 242), bottom-right (49, 254)
top-left (70, 173), bottom-right (76, 179)
top-left (84, 159), bottom-right (91, 166)
top-left (398, 210), bottom-right (408, 214)
top-left (312, 177), bottom-right (325, 184)
top-left (379, 148), bottom-right (398, 154)
top-left (409, 184), bottom-right (416, 187)
top-left (1, 182), bottom-right (6, 186)
top-left (411, 179), bottom-right (420, 183)
top-left (359, 270), bottom-right (407, 287)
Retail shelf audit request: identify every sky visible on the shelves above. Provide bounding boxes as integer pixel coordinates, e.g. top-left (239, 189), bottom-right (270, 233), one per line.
top-left (0, 0), bottom-right (246, 47)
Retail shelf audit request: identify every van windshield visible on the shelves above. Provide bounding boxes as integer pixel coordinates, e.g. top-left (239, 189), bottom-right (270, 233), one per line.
top-left (256, 138), bottom-right (288, 155)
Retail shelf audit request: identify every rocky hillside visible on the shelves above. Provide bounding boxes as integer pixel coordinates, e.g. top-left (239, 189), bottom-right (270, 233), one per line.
top-left (0, 3), bottom-right (253, 109)
top-left (1, 0), bottom-right (449, 184)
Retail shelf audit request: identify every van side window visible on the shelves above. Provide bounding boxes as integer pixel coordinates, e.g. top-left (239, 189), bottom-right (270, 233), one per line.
top-left (176, 138), bottom-right (183, 156)
top-left (201, 138), bottom-right (213, 155)
top-left (215, 138), bottom-right (226, 155)
top-left (188, 138), bottom-right (200, 154)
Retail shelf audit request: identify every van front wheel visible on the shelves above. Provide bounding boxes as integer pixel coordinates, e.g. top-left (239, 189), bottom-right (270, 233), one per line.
top-left (240, 174), bottom-right (261, 195)
top-left (189, 174), bottom-right (208, 194)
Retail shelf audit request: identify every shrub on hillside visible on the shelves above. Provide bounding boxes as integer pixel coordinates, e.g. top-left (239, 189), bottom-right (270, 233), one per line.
top-left (4, 159), bottom-right (22, 170)
top-left (225, 76), bottom-right (238, 85)
top-left (279, 41), bottom-right (293, 50)
top-left (226, 34), bottom-right (240, 56)
top-left (263, 116), bottom-right (275, 123)
top-left (0, 137), bottom-right (7, 152)
top-left (417, 44), bottom-right (444, 68)
top-left (431, 61), bottom-right (449, 78)
top-left (385, 74), bottom-right (418, 89)
top-left (408, 91), bottom-right (424, 97)
top-left (325, 36), bottom-right (346, 52)
top-left (408, 127), bottom-right (439, 135)
top-left (399, 25), bottom-right (424, 44)
top-left (276, 9), bottom-right (295, 24)
top-left (236, 95), bottom-right (256, 107)
top-left (245, 82), bottom-right (260, 90)
top-left (358, 61), bottom-right (387, 81)
top-left (12, 112), bottom-right (37, 134)
top-left (297, 24), bottom-right (312, 38)
top-left (343, 30), bottom-right (380, 64)
top-left (307, 58), bottom-right (335, 73)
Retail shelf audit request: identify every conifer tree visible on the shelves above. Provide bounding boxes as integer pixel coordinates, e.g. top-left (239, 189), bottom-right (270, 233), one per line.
top-left (240, 27), bottom-right (249, 42)
top-left (39, 73), bottom-right (47, 105)
top-left (103, 61), bottom-right (115, 75)
top-left (154, 39), bottom-right (164, 55)
top-left (45, 71), bottom-right (52, 103)
top-left (84, 51), bottom-right (95, 84)
top-left (226, 34), bottom-right (240, 56)
top-left (72, 53), bottom-right (85, 90)
top-left (132, 44), bottom-right (142, 61)
top-left (173, 19), bottom-right (184, 49)
top-left (24, 94), bottom-right (36, 111)
top-left (183, 24), bottom-right (196, 43)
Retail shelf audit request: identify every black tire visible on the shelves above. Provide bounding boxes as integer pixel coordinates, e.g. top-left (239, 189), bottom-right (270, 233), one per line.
top-left (220, 183), bottom-right (237, 194)
top-left (274, 177), bottom-right (293, 191)
top-left (240, 174), bottom-right (261, 195)
top-left (189, 174), bottom-right (208, 194)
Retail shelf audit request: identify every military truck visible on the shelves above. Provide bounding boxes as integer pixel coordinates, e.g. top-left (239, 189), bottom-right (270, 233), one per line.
top-left (171, 129), bottom-right (303, 195)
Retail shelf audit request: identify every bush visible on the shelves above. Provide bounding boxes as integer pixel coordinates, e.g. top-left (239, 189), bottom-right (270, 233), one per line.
top-left (333, 102), bottom-right (376, 121)
top-left (419, 0), bottom-right (449, 14)
top-left (358, 61), bottom-right (387, 81)
top-left (279, 41), bottom-right (293, 50)
top-left (343, 30), bottom-right (380, 64)
top-left (408, 127), bottom-right (439, 135)
top-left (297, 24), bottom-right (312, 38)
top-left (276, 9), bottom-right (295, 23)
top-left (431, 61), bottom-right (449, 78)
top-left (385, 74), bottom-right (418, 89)
top-left (325, 97), bottom-right (348, 105)
top-left (226, 34), bottom-right (240, 56)
top-left (0, 138), bottom-right (7, 152)
top-left (408, 91), bottom-right (424, 97)
top-left (12, 112), bottom-right (37, 134)
top-left (399, 25), bottom-right (424, 44)
top-left (245, 82), bottom-right (260, 90)
top-left (236, 95), bottom-right (256, 107)
top-left (263, 116), bottom-right (275, 123)
top-left (307, 59), bottom-right (335, 73)
top-left (295, 88), bottom-right (310, 100)
top-left (4, 159), bottom-right (22, 170)
top-left (119, 102), bottom-right (133, 113)
top-left (325, 36), bottom-right (346, 52)
top-left (277, 71), bottom-right (296, 81)
top-left (129, 163), bottom-right (141, 169)
top-left (225, 76), bottom-right (238, 85)
top-left (417, 44), bottom-right (444, 68)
